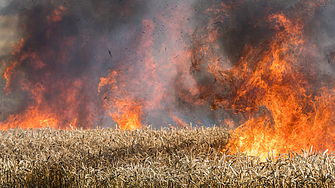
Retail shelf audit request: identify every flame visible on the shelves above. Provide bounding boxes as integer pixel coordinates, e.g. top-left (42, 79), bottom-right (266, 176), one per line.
top-left (97, 18), bottom-right (158, 131)
top-left (1, 5), bottom-right (85, 130)
top-left (3, 38), bottom-right (25, 95)
top-left (0, 108), bottom-right (59, 130)
top-left (99, 70), bottom-right (142, 131)
top-left (203, 6), bottom-right (335, 159)
top-left (2, 0), bottom-right (334, 162)
top-left (98, 9), bottom-right (195, 130)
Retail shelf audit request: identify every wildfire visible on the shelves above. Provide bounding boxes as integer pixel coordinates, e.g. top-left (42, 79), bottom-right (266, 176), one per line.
top-left (203, 4), bottom-right (335, 159)
top-left (1, 5), bottom-right (87, 130)
top-left (98, 70), bottom-right (143, 131)
top-left (1, 0), bottom-right (335, 161)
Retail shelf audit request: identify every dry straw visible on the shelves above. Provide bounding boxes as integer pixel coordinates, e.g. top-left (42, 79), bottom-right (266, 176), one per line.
top-left (0, 126), bottom-right (334, 187)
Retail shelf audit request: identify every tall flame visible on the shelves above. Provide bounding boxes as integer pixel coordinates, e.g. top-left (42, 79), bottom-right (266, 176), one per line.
top-left (1, 5), bottom-right (87, 130)
top-left (98, 70), bottom-right (142, 131)
top-left (211, 10), bottom-right (335, 159)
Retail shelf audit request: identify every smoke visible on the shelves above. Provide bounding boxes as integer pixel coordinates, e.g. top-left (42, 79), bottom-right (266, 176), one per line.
top-left (0, 0), bottom-right (335, 129)
top-left (177, 0), bottom-right (335, 127)
top-left (0, 0), bottom-right (198, 128)
top-left (0, 0), bottom-right (153, 127)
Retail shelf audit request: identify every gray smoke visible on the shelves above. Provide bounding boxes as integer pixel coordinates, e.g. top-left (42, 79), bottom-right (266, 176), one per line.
top-left (0, 0), bottom-right (334, 129)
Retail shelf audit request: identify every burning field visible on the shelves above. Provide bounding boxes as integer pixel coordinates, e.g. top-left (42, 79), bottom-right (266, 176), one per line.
top-left (1, 0), bottom-right (335, 186)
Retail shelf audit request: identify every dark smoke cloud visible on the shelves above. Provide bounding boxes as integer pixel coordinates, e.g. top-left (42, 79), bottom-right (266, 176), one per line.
top-left (0, 0), bottom-right (200, 128)
top-left (0, 0), bottom-right (153, 127)
top-left (1, 0), bottom-right (335, 128)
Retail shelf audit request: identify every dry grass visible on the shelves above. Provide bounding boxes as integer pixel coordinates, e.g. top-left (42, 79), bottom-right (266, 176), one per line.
top-left (0, 126), bottom-right (334, 187)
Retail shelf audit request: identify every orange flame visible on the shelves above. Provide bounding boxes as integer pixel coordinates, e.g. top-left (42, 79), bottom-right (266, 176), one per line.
top-left (99, 70), bottom-right (142, 131)
top-left (211, 10), bottom-right (335, 159)
top-left (97, 19), bottom-right (158, 131)
top-left (3, 38), bottom-right (25, 95)
top-left (1, 5), bottom-right (82, 130)
top-left (98, 12), bottom-right (195, 130)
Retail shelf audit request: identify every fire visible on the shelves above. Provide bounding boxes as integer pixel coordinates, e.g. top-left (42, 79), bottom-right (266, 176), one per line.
top-left (3, 38), bottom-right (26, 95)
top-left (99, 70), bottom-right (142, 131)
top-left (97, 18), bottom-right (158, 131)
top-left (1, 5), bottom-right (89, 130)
top-left (202, 4), bottom-right (335, 159)
top-left (98, 11), bottom-right (195, 130)
top-left (0, 108), bottom-right (59, 130)
top-left (2, 0), bottom-right (335, 161)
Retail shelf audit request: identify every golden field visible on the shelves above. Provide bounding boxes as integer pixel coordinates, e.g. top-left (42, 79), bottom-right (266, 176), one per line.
top-left (0, 126), bottom-right (334, 187)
